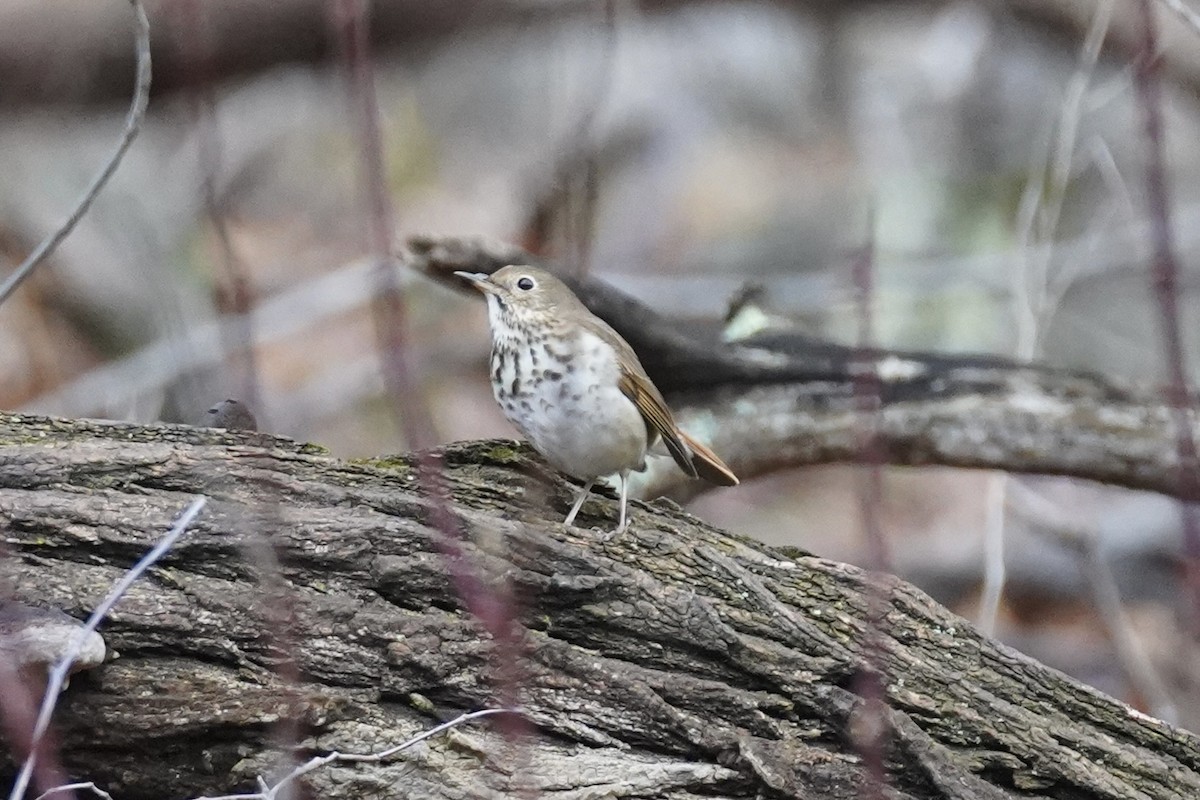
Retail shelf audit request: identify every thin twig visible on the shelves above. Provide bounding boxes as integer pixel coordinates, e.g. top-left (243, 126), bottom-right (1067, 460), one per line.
top-left (26, 258), bottom-right (380, 419)
top-left (1005, 481), bottom-right (1178, 723)
top-left (849, 209), bottom-right (889, 800)
top-left (7, 497), bottom-right (208, 800)
top-left (29, 205), bottom-right (1200, 420)
top-left (177, 0), bottom-right (263, 417)
top-left (1055, 135), bottom-right (1136, 294)
top-left (231, 510), bottom-right (308, 789)
top-left (977, 473), bottom-right (1008, 636)
top-left (0, 659), bottom-right (63, 796)
top-left (525, 0), bottom-right (620, 277)
top-left (1133, 0), bottom-right (1200, 634)
top-left (1013, 0), bottom-right (1113, 353)
top-left (191, 708), bottom-right (511, 800)
top-left (1159, 0), bottom-right (1200, 37)
top-left (851, 218), bottom-right (889, 574)
top-left (0, 0), bottom-right (152, 308)
top-left (1081, 540), bottom-right (1179, 724)
top-left (987, 0), bottom-right (1113, 635)
top-left (32, 783), bottom-right (114, 800)
top-left (330, 0), bottom-right (530, 745)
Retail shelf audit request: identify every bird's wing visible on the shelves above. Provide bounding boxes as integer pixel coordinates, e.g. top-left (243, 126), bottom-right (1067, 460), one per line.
top-left (583, 313), bottom-right (738, 486)
top-left (616, 366), bottom-right (698, 479)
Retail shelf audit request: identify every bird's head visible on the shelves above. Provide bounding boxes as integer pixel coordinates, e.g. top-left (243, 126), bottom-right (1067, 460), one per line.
top-left (455, 265), bottom-right (580, 326)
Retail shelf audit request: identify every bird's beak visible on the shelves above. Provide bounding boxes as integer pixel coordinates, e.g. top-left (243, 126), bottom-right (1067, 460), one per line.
top-left (454, 271), bottom-right (500, 295)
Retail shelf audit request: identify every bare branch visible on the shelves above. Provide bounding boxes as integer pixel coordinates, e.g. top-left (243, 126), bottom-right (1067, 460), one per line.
top-left (848, 211), bottom-right (890, 800)
top-left (7, 496), bottom-right (208, 800)
top-left (23, 258), bottom-right (380, 419)
top-left (1134, 0), bottom-right (1200, 632)
top-left (0, 0), bottom-right (152, 308)
top-left (978, 473), bottom-right (1008, 636)
top-left (1159, 0), bottom-right (1200, 37)
top-left (175, 0), bottom-right (264, 418)
top-left (190, 709), bottom-right (511, 800)
top-left (635, 377), bottom-right (1200, 504)
top-left (32, 783), bottom-right (114, 800)
top-left (992, 0), bottom-right (1114, 638)
top-left (1006, 481), bottom-right (1179, 725)
top-left (1013, 0), bottom-right (1113, 353)
top-left (331, 0), bottom-right (529, 747)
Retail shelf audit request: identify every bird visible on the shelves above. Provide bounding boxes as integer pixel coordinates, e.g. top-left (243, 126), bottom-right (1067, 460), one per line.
top-left (456, 264), bottom-right (738, 535)
top-left (200, 399), bottom-right (258, 432)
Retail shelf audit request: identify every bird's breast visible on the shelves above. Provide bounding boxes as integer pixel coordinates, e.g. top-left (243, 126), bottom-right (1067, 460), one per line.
top-left (490, 329), bottom-right (648, 479)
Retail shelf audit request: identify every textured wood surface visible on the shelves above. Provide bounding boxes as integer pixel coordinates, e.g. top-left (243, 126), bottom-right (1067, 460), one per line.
top-left (1, 413), bottom-right (1197, 799)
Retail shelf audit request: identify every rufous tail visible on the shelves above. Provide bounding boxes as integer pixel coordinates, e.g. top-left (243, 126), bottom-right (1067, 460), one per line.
top-left (678, 430), bottom-right (739, 486)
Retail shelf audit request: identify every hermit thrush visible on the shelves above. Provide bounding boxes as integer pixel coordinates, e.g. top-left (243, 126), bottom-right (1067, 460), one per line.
top-left (456, 265), bottom-right (738, 535)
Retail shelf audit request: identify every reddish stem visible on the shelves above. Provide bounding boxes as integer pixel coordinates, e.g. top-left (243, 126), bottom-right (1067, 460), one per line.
top-left (0, 660), bottom-right (70, 798)
top-left (329, 0), bottom-right (529, 740)
top-left (1133, 0), bottom-right (1200, 634)
top-left (850, 223), bottom-right (890, 799)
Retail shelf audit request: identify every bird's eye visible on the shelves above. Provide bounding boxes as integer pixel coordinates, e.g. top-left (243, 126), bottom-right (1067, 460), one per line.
top-left (516, 276), bottom-right (536, 291)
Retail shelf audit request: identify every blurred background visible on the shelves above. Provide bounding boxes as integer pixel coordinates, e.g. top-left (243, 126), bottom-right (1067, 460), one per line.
top-left (3, 0), bottom-right (1200, 730)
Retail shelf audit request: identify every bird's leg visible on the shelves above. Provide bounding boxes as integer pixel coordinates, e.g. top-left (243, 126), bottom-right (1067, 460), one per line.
top-left (563, 480), bottom-right (595, 527)
top-left (604, 470), bottom-right (631, 540)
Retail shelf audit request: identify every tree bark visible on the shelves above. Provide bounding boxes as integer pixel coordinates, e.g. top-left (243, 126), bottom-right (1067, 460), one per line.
top-left (1, 412), bottom-right (1197, 800)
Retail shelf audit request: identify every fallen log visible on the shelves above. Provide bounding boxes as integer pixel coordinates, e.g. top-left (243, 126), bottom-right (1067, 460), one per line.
top-left (0, 413), bottom-right (1197, 799)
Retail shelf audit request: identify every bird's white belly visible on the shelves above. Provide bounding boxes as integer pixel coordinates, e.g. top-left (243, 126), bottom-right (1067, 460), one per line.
top-left (494, 331), bottom-right (648, 480)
